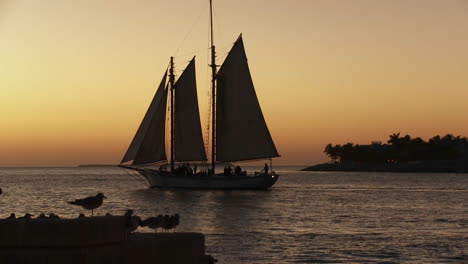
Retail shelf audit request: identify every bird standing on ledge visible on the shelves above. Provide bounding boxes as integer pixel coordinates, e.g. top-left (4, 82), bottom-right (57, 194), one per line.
top-left (18, 213), bottom-right (34, 219)
top-left (68, 193), bottom-right (107, 216)
top-left (6, 213), bottom-right (15, 219)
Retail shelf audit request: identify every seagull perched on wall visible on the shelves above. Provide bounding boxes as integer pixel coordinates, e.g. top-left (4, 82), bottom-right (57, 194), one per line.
top-left (162, 214), bottom-right (180, 232)
top-left (140, 214), bottom-right (164, 232)
top-left (125, 210), bottom-right (142, 233)
top-left (37, 213), bottom-right (47, 219)
top-left (68, 193), bottom-right (106, 216)
top-left (49, 213), bottom-right (60, 219)
top-left (18, 213), bottom-right (34, 219)
top-left (170, 214), bottom-right (180, 232)
top-left (6, 213), bottom-right (15, 219)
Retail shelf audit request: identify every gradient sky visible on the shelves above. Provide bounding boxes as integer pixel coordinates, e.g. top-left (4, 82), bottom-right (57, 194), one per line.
top-left (1, 0), bottom-right (468, 166)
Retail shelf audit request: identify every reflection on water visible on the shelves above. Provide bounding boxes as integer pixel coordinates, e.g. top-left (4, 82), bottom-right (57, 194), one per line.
top-left (0, 167), bottom-right (467, 263)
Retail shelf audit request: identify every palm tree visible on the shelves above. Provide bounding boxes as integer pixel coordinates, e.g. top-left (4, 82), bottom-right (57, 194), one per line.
top-left (324, 144), bottom-right (337, 163)
top-left (429, 135), bottom-right (441, 145)
top-left (340, 143), bottom-right (354, 162)
top-left (388, 133), bottom-right (401, 145)
top-left (401, 134), bottom-right (412, 144)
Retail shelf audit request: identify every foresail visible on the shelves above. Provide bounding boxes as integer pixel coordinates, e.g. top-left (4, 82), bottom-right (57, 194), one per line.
top-left (121, 71), bottom-right (168, 165)
top-left (174, 58), bottom-right (207, 161)
top-left (132, 83), bottom-right (168, 165)
top-left (216, 35), bottom-right (279, 162)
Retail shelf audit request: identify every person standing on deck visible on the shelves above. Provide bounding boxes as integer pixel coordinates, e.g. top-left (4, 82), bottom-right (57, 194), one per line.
top-left (234, 165), bottom-right (242, 175)
top-left (264, 163), bottom-right (269, 174)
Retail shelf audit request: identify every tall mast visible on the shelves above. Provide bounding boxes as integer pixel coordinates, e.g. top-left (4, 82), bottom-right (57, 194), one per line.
top-left (209, 0), bottom-right (217, 173)
top-left (169, 56), bottom-right (175, 171)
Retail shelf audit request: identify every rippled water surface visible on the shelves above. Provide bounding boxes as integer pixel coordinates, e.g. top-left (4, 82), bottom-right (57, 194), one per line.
top-left (0, 167), bottom-right (467, 263)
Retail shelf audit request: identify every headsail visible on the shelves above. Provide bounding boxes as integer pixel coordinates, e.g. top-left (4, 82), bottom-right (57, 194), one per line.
top-left (174, 58), bottom-right (207, 161)
top-left (216, 35), bottom-right (280, 162)
top-left (121, 71), bottom-right (168, 165)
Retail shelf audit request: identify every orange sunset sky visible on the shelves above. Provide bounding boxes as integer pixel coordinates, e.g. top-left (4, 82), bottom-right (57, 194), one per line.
top-left (1, 0), bottom-right (468, 167)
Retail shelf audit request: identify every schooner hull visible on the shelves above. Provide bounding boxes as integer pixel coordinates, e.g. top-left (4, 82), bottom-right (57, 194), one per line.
top-left (138, 170), bottom-right (279, 190)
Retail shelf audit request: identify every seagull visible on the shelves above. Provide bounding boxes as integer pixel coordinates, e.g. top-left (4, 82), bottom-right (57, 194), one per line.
top-left (128, 216), bottom-right (142, 233)
top-left (125, 210), bottom-right (141, 233)
top-left (37, 213), bottom-right (47, 219)
top-left (163, 214), bottom-right (180, 232)
top-left (170, 214), bottom-right (180, 232)
top-left (68, 193), bottom-right (106, 216)
top-left (140, 215), bottom-right (164, 233)
top-left (18, 213), bottom-right (34, 219)
top-left (124, 209), bottom-right (134, 217)
top-left (49, 213), bottom-right (60, 219)
top-left (161, 215), bottom-right (171, 232)
top-left (6, 213), bottom-right (15, 219)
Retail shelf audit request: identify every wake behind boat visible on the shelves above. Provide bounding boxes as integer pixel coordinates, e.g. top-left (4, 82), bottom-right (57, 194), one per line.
top-left (120, 1), bottom-right (280, 190)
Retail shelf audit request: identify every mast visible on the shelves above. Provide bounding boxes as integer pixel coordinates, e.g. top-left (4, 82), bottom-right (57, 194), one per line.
top-left (209, 0), bottom-right (217, 173)
top-left (169, 56), bottom-right (175, 171)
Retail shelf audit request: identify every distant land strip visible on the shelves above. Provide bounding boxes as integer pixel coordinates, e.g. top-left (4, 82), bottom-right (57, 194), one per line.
top-left (78, 164), bottom-right (118, 167)
top-left (303, 133), bottom-right (468, 173)
top-left (301, 161), bottom-right (468, 173)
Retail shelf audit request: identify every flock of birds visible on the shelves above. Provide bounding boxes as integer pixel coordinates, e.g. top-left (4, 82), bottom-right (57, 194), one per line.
top-left (140, 213), bottom-right (180, 233)
top-left (1, 190), bottom-right (180, 233)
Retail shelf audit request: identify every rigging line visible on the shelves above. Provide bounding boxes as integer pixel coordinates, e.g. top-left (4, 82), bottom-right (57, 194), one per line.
top-left (173, 48), bottom-right (207, 59)
top-left (211, 2), bottom-right (224, 48)
top-left (138, 161), bottom-right (168, 167)
top-left (132, 171), bottom-right (150, 187)
top-left (215, 52), bottom-right (229, 62)
top-left (174, 5), bottom-right (208, 56)
top-left (120, 167), bottom-right (150, 187)
top-left (214, 44), bottom-right (231, 54)
top-left (120, 166), bottom-right (147, 183)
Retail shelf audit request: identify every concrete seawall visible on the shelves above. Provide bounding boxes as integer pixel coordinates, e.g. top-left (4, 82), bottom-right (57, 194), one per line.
top-left (0, 216), bottom-right (214, 264)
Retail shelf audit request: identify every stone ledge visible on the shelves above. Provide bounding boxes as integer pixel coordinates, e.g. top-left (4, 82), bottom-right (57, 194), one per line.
top-left (0, 217), bottom-right (212, 264)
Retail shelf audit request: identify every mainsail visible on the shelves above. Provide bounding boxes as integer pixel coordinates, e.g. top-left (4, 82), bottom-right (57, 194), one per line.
top-left (174, 58), bottom-right (207, 161)
top-left (216, 35), bottom-right (280, 161)
top-left (121, 71), bottom-right (168, 165)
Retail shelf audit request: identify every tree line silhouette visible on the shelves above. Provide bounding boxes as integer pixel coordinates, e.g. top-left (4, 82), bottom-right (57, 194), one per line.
top-left (324, 133), bottom-right (468, 164)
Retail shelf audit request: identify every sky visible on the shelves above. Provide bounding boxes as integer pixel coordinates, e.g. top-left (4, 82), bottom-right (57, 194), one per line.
top-left (1, 0), bottom-right (468, 167)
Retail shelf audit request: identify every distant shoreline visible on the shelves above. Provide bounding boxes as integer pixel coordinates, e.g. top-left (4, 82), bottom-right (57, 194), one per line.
top-left (78, 164), bottom-right (118, 167)
top-left (302, 161), bottom-right (468, 173)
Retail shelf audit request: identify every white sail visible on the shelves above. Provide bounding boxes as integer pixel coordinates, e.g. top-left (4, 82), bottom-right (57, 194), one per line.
top-left (216, 35), bottom-right (279, 162)
top-left (121, 71), bottom-right (168, 165)
top-left (174, 58), bottom-right (207, 161)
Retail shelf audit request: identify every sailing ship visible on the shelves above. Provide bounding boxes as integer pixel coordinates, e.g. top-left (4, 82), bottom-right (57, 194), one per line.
top-left (119, 1), bottom-right (280, 189)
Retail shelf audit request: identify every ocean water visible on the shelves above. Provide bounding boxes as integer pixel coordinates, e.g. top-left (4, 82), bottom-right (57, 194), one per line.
top-left (0, 166), bottom-right (466, 263)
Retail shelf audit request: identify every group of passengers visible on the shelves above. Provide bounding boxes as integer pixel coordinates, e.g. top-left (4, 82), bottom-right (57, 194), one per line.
top-left (156, 163), bottom-right (270, 176)
top-left (223, 163), bottom-right (269, 176)
top-left (174, 163), bottom-right (198, 176)
top-left (158, 163), bottom-right (199, 175)
top-left (223, 165), bottom-right (246, 176)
